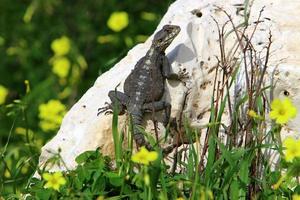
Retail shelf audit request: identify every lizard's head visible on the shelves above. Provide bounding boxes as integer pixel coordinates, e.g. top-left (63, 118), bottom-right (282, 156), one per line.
top-left (152, 25), bottom-right (181, 52)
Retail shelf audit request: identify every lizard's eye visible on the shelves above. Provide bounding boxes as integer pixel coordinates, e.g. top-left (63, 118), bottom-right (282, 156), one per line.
top-left (157, 39), bottom-right (163, 43)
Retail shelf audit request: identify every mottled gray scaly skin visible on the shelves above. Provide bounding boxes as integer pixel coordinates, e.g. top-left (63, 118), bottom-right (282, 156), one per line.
top-left (99, 25), bottom-right (182, 150)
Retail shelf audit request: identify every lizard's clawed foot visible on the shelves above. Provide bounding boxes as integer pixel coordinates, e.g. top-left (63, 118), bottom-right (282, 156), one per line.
top-left (135, 135), bottom-right (154, 151)
top-left (97, 102), bottom-right (113, 116)
top-left (144, 142), bottom-right (154, 151)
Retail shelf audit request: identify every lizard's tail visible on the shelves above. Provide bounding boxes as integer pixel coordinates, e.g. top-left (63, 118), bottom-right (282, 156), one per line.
top-left (131, 113), bottom-right (153, 150)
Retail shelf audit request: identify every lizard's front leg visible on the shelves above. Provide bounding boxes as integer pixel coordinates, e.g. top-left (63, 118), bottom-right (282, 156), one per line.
top-left (98, 90), bottom-right (128, 115)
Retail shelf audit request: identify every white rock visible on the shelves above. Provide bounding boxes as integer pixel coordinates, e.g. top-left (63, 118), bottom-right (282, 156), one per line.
top-left (38, 0), bottom-right (300, 172)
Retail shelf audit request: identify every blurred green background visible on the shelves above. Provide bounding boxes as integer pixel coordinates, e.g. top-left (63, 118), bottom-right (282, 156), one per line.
top-left (0, 0), bottom-right (174, 196)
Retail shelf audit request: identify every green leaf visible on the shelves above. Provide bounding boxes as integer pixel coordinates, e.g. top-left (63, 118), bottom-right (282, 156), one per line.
top-left (36, 189), bottom-right (52, 200)
top-left (91, 175), bottom-right (106, 193)
top-left (75, 150), bottom-right (100, 164)
top-left (112, 102), bottom-right (122, 168)
top-left (230, 178), bottom-right (240, 200)
top-left (76, 165), bottom-right (91, 182)
top-left (106, 172), bottom-right (123, 187)
top-left (239, 156), bottom-right (251, 185)
top-left (205, 134), bottom-right (216, 184)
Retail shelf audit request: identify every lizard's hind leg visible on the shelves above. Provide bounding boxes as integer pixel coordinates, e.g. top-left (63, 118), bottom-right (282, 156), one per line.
top-left (143, 101), bottom-right (171, 126)
top-left (98, 90), bottom-right (128, 115)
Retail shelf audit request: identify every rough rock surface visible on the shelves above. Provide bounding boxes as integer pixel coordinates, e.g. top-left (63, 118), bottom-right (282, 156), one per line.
top-left (38, 0), bottom-right (300, 171)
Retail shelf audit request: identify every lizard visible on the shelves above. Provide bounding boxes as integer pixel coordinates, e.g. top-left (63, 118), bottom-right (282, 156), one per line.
top-left (98, 24), bottom-right (186, 150)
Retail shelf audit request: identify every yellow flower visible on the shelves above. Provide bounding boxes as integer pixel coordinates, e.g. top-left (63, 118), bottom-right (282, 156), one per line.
top-left (269, 98), bottom-right (297, 125)
top-left (52, 57), bottom-right (71, 78)
top-left (131, 146), bottom-right (158, 165)
top-left (43, 172), bottom-right (66, 191)
top-left (38, 100), bottom-right (66, 132)
top-left (283, 137), bottom-right (300, 162)
top-left (51, 36), bottom-right (71, 56)
top-left (0, 85), bottom-right (8, 105)
top-left (176, 198), bottom-right (185, 200)
top-left (248, 110), bottom-right (258, 118)
top-left (107, 11), bottom-right (129, 32)
top-left (293, 194), bottom-right (300, 200)
top-left (248, 109), bottom-right (264, 120)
